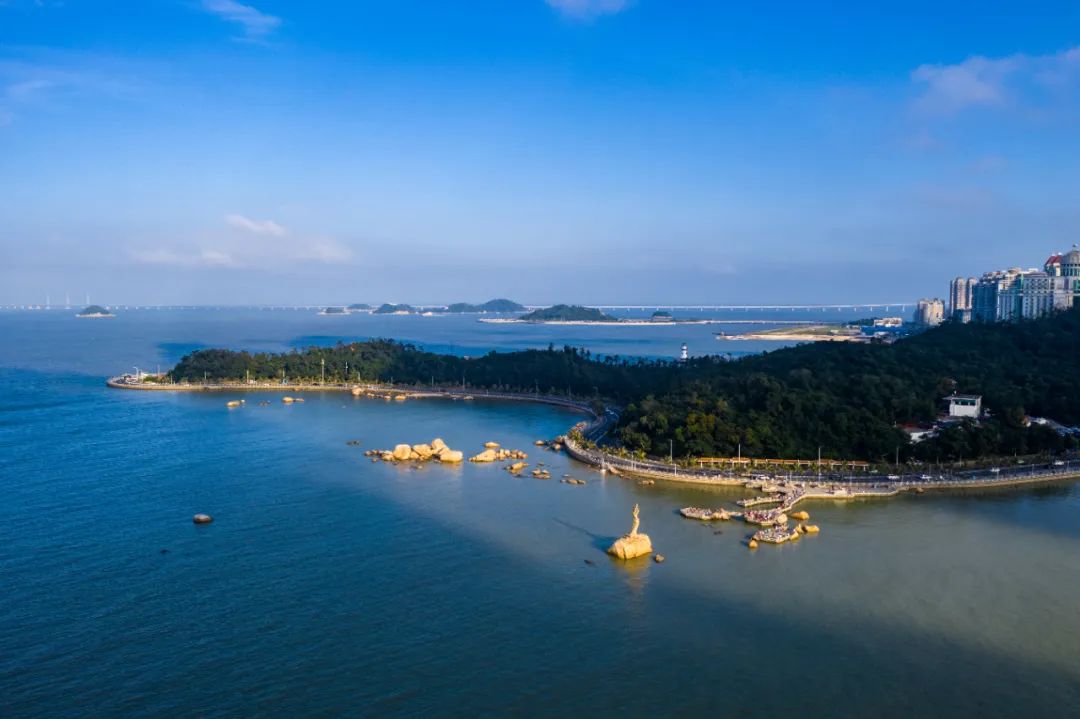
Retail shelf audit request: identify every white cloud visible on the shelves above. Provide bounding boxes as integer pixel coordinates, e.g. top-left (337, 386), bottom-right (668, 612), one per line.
top-left (911, 46), bottom-right (1080, 116)
top-left (911, 55), bottom-right (1018, 115)
top-left (225, 213), bottom-right (287, 236)
top-left (202, 0), bottom-right (281, 41)
top-left (545, 0), bottom-right (629, 20)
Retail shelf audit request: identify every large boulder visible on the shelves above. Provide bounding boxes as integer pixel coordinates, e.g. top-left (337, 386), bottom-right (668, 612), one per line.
top-left (412, 444), bottom-right (435, 460)
top-left (439, 450), bottom-right (464, 463)
top-left (392, 444), bottom-right (413, 461)
top-left (431, 438), bottom-right (448, 453)
top-left (607, 533), bottom-right (652, 560)
top-left (470, 449), bottom-right (498, 463)
top-left (484, 441), bottom-right (500, 449)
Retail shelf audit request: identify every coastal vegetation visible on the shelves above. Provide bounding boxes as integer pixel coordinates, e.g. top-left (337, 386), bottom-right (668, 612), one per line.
top-left (374, 303), bottom-right (417, 314)
top-left (518, 305), bottom-right (618, 322)
top-left (166, 306), bottom-right (1080, 463)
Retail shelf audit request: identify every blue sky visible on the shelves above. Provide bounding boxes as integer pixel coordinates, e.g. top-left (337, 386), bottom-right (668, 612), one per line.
top-left (2, 0), bottom-right (1079, 305)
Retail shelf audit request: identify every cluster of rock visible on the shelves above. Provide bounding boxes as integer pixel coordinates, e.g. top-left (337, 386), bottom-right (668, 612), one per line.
top-left (560, 477), bottom-right (586, 485)
top-left (364, 438), bottom-right (464, 463)
top-left (469, 443), bottom-right (528, 463)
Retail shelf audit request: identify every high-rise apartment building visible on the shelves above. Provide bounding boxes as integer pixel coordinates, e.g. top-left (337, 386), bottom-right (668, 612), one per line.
top-left (968, 246), bottom-right (1080, 323)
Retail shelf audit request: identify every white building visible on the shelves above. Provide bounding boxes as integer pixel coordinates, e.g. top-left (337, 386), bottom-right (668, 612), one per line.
top-left (945, 394), bottom-right (982, 419)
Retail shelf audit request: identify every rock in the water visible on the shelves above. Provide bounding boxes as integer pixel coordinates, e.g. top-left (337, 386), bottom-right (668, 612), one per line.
top-left (484, 441), bottom-right (500, 449)
top-left (193, 513), bottom-right (213, 524)
top-left (469, 449), bottom-right (498, 463)
top-left (607, 533), bottom-right (653, 560)
top-left (804, 524), bottom-right (821, 534)
top-left (790, 510), bottom-right (810, 521)
top-left (439, 450), bottom-right (464, 463)
top-left (654, 554), bottom-right (665, 563)
top-left (431, 438), bottom-right (448, 452)
top-left (748, 539), bottom-right (758, 549)
top-left (392, 444), bottom-right (413, 461)
top-left (412, 443), bottom-right (434, 460)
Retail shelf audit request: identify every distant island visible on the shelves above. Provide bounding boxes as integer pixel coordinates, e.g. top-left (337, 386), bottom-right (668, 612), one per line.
top-left (481, 304), bottom-right (722, 326)
top-left (346, 303), bottom-right (372, 311)
top-left (518, 305), bottom-right (619, 323)
top-left (77, 305), bottom-right (114, 318)
top-left (374, 303), bottom-right (417, 315)
top-left (442, 299), bottom-right (525, 314)
top-left (319, 306), bottom-right (348, 315)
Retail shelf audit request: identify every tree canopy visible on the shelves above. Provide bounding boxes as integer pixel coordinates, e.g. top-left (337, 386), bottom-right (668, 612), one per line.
top-left (168, 306), bottom-right (1080, 462)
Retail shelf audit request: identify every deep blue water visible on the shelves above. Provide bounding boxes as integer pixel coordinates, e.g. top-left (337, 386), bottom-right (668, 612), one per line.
top-left (3, 309), bottom-right (1080, 717)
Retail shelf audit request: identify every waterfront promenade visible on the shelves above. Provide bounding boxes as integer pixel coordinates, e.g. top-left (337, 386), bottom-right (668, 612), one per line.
top-left (108, 375), bottom-right (1080, 497)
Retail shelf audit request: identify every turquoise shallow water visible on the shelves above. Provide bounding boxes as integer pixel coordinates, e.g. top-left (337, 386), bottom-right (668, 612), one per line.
top-left (3, 310), bottom-right (1080, 717)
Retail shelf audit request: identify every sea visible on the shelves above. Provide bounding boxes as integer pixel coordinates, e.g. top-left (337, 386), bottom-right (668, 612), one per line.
top-left (2, 308), bottom-right (1079, 718)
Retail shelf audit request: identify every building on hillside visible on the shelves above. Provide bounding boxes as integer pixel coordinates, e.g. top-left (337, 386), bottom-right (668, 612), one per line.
top-left (872, 317), bottom-right (903, 327)
top-left (969, 246), bottom-right (1080, 323)
top-left (913, 298), bottom-right (945, 326)
top-left (948, 276), bottom-right (976, 321)
top-left (945, 394), bottom-right (982, 419)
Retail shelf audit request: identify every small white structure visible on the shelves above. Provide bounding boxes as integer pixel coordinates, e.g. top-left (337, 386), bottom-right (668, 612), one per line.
top-left (679, 343), bottom-right (689, 362)
top-left (946, 394), bottom-right (982, 419)
top-left (873, 317), bottom-right (904, 328)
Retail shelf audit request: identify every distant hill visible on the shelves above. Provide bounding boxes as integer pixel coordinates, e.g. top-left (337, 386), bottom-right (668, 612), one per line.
top-left (519, 304), bottom-right (617, 322)
top-left (374, 303), bottom-right (416, 314)
top-left (443, 298), bottom-right (525, 313)
top-left (77, 305), bottom-right (114, 317)
top-left (320, 306), bottom-right (347, 315)
top-left (651, 310), bottom-right (673, 320)
top-left (346, 303), bottom-right (372, 311)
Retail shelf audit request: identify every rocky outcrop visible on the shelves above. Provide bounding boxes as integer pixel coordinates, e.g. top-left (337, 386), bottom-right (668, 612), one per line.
top-left (438, 450), bottom-right (464, 463)
top-left (607, 504), bottom-right (653, 560)
top-left (790, 511), bottom-right (810, 521)
top-left (470, 449), bottom-right (498, 463)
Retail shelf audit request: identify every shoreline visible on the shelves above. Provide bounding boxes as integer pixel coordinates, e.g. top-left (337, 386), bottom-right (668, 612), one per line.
top-left (107, 376), bottom-right (1080, 498)
top-left (479, 318), bottom-right (729, 326)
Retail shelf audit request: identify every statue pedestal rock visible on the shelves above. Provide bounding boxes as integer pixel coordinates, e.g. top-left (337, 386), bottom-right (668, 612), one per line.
top-left (607, 503), bottom-right (653, 560)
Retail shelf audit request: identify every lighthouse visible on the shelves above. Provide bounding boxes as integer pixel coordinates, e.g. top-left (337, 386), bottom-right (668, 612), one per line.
top-left (679, 343), bottom-right (689, 363)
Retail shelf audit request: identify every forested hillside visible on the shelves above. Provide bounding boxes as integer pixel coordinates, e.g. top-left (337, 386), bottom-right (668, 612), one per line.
top-left (168, 306), bottom-right (1080, 462)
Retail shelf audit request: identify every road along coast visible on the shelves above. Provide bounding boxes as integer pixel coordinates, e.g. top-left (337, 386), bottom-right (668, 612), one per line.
top-left (108, 376), bottom-right (1080, 498)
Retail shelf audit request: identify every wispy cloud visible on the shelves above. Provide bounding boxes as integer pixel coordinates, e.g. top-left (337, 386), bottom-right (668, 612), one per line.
top-left (131, 213), bottom-right (354, 269)
top-left (201, 0), bottom-right (281, 41)
top-left (225, 213), bottom-right (287, 236)
top-left (0, 58), bottom-right (139, 127)
top-left (911, 46), bottom-right (1080, 116)
top-left (544, 0), bottom-right (629, 21)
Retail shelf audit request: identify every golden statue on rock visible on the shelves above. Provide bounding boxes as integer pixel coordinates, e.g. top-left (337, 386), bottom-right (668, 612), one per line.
top-left (608, 503), bottom-right (653, 559)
